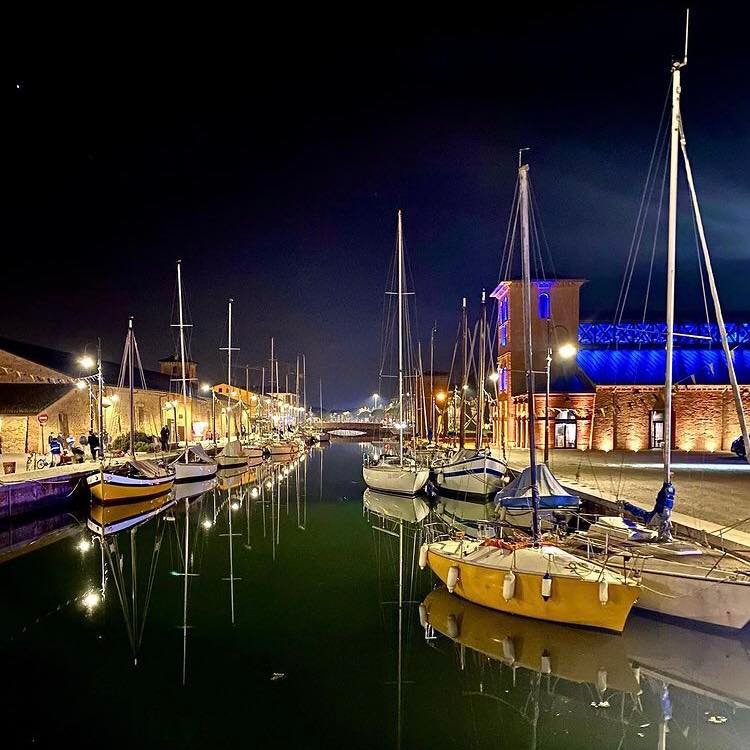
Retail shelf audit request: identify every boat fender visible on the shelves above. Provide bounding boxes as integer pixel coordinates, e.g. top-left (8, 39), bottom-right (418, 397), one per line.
top-left (447, 613), bottom-right (459, 640)
top-left (418, 603), bottom-right (428, 630)
top-left (597, 668), bottom-right (608, 694)
top-left (541, 572), bottom-right (552, 601)
top-left (502, 636), bottom-right (515, 664)
top-left (598, 579), bottom-right (609, 605)
top-left (447, 565), bottom-right (460, 593)
top-left (540, 649), bottom-right (551, 675)
top-left (502, 571), bottom-right (516, 601)
top-left (418, 544), bottom-right (429, 570)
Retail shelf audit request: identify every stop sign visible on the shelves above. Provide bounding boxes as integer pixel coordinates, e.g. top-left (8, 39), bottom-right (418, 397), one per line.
top-left (38, 412), bottom-right (48, 425)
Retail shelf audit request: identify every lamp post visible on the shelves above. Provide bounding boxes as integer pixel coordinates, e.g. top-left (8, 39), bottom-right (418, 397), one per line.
top-left (544, 322), bottom-right (578, 465)
top-left (201, 384), bottom-right (216, 449)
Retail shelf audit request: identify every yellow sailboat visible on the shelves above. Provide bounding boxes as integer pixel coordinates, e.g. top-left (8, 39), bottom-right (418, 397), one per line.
top-left (422, 160), bottom-right (640, 633)
top-left (87, 317), bottom-right (175, 504)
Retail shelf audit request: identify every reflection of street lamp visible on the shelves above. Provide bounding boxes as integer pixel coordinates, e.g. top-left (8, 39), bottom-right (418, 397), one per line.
top-left (544, 323), bottom-right (578, 465)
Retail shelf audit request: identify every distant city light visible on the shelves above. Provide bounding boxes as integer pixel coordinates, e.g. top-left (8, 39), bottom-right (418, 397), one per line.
top-left (488, 372), bottom-right (499, 383)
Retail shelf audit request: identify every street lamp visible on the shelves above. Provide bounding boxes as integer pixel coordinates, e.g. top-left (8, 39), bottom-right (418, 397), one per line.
top-left (544, 323), bottom-right (578, 465)
top-left (372, 392), bottom-right (379, 411)
top-left (201, 383), bottom-right (217, 448)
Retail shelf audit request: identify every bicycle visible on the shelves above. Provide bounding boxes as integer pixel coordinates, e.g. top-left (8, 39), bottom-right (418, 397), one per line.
top-left (26, 453), bottom-right (50, 471)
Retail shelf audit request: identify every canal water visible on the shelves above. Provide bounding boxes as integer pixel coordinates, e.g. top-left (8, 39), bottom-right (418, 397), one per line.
top-left (1, 443), bottom-right (749, 749)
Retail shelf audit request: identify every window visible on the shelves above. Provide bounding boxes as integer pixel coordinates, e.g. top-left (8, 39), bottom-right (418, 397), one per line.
top-left (500, 367), bottom-right (507, 391)
top-left (538, 292), bottom-right (551, 320)
top-left (650, 410), bottom-right (664, 449)
top-left (500, 325), bottom-right (507, 347)
top-left (500, 297), bottom-right (509, 324)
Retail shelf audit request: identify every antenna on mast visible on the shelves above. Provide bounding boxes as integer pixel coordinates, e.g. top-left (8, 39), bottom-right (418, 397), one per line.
top-left (518, 147), bottom-right (530, 168)
top-left (683, 8), bottom-right (690, 65)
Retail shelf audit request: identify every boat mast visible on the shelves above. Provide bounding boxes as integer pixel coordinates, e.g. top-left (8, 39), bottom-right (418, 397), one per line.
top-left (519, 159), bottom-right (541, 544)
top-left (220, 299), bottom-right (237, 443)
top-left (459, 297), bottom-right (467, 449)
top-left (477, 290), bottom-right (487, 447)
top-left (128, 317), bottom-right (135, 458)
top-left (270, 337), bottom-right (274, 428)
top-left (430, 324), bottom-right (435, 440)
top-left (303, 354), bottom-right (307, 423)
top-left (397, 209), bottom-right (405, 467)
top-left (176, 260), bottom-right (189, 461)
top-left (319, 379), bottom-right (323, 424)
top-left (97, 337), bottom-right (104, 461)
top-left (663, 40), bottom-right (685, 488)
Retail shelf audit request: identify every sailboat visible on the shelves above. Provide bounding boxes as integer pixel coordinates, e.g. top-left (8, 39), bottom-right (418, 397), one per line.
top-left (87, 318), bottom-right (175, 503)
top-left (363, 210), bottom-right (429, 495)
top-left (422, 160), bottom-right (640, 632)
top-left (433, 293), bottom-right (507, 495)
top-left (566, 13), bottom-right (750, 630)
top-left (169, 261), bottom-right (217, 482)
top-left (217, 299), bottom-right (251, 470)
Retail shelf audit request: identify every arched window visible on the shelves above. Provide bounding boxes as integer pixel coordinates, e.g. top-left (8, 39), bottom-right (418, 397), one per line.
top-left (538, 292), bottom-right (551, 320)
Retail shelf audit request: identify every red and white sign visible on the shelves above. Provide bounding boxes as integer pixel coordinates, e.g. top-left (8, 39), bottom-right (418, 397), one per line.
top-left (37, 412), bottom-right (49, 425)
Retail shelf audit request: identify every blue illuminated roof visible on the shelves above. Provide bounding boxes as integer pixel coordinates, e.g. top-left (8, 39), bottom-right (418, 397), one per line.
top-left (576, 348), bottom-right (750, 386)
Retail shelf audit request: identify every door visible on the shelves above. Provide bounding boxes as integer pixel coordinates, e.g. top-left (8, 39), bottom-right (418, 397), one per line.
top-left (554, 409), bottom-right (577, 449)
top-left (650, 410), bottom-right (664, 449)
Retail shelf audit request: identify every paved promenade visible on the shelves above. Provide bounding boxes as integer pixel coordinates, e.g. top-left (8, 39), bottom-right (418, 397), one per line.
top-left (503, 447), bottom-right (750, 550)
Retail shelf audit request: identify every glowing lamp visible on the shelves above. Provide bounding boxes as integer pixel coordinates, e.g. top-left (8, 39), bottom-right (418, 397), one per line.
top-left (78, 355), bottom-right (95, 370)
top-left (558, 343), bottom-right (578, 360)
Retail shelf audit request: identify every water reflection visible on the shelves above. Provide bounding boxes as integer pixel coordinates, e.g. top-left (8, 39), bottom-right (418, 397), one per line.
top-left (364, 484), bottom-right (750, 750)
top-left (2, 443), bottom-right (749, 749)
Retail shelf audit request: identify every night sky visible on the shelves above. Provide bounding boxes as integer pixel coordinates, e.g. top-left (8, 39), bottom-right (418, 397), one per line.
top-left (7, 5), bottom-right (749, 407)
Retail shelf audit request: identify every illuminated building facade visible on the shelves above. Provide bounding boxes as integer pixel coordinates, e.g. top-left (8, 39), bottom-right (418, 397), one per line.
top-left (491, 280), bottom-right (750, 453)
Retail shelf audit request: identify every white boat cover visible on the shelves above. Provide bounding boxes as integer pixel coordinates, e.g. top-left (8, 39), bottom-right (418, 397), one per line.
top-left (219, 440), bottom-right (245, 458)
top-left (496, 465), bottom-right (580, 509)
top-left (186, 444), bottom-right (213, 463)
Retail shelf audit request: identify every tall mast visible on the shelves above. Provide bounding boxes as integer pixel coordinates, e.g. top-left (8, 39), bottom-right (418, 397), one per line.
top-left (397, 210), bottom-right (404, 467)
top-left (663, 53), bottom-right (683, 486)
top-left (220, 299), bottom-right (238, 442)
top-left (519, 162), bottom-right (541, 543)
top-left (429, 324), bottom-right (435, 440)
top-left (478, 290), bottom-right (487, 447)
top-left (97, 337), bottom-right (103, 460)
top-left (303, 354), bottom-right (307, 423)
top-left (128, 317), bottom-right (135, 458)
top-left (459, 297), bottom-right (467, 449)
top-left (319, 379), bottom-right (323, 423)
top-left (270, 337), bottom-right (274, 426)
top-left (176, 260), bottom-right (189, 460)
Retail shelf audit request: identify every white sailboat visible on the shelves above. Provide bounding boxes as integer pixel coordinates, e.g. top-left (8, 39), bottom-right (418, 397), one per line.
top-left (569, 14), bottom-right (750, 629)
top-left (170, 260), bottom-right (217, 482)
top-left (433, 293), bottom-right (507, 495)
top-left (217, 299), bottom-right (250, 470)
top-left (363, 210), bottom-right (429, 495)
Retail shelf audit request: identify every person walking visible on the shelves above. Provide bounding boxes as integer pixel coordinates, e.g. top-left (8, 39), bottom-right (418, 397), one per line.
top-left (160, 424), bottom-right (170, 452)
top-left (88, 430), bottom-right (100, 461)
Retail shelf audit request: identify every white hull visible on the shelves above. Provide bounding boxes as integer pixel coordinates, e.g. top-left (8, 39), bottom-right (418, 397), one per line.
top-left (434, 454), bottom-right (507, 496)
top-left (363, 465), bottom-right (429, 495)
top-left (634, 562), bottom-right (750, 629)
top-left (174, 461), bottom-right (217, 482)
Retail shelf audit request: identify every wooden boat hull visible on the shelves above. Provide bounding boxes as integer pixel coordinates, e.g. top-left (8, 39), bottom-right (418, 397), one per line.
top-left (363, 465), bottom-right (429, 495)
top-left (216, 454), bottom-right (248, 469)
top-left (174, 461), bottom-right (217, 482)
top-left (87, 471), bottom-right (175, 504)
top-left (427, 545), bottom-right (639, 633)
top-left (267, 443), bottom-right (299, 456)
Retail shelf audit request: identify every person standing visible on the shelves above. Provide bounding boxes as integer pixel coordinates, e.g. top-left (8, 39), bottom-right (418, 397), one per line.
top-left (49, 435), bottom-right (62, 467)
top-left (160, 424), bottom-right (170, 452)
top-left (88, 430), bottom-right (100, 461)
